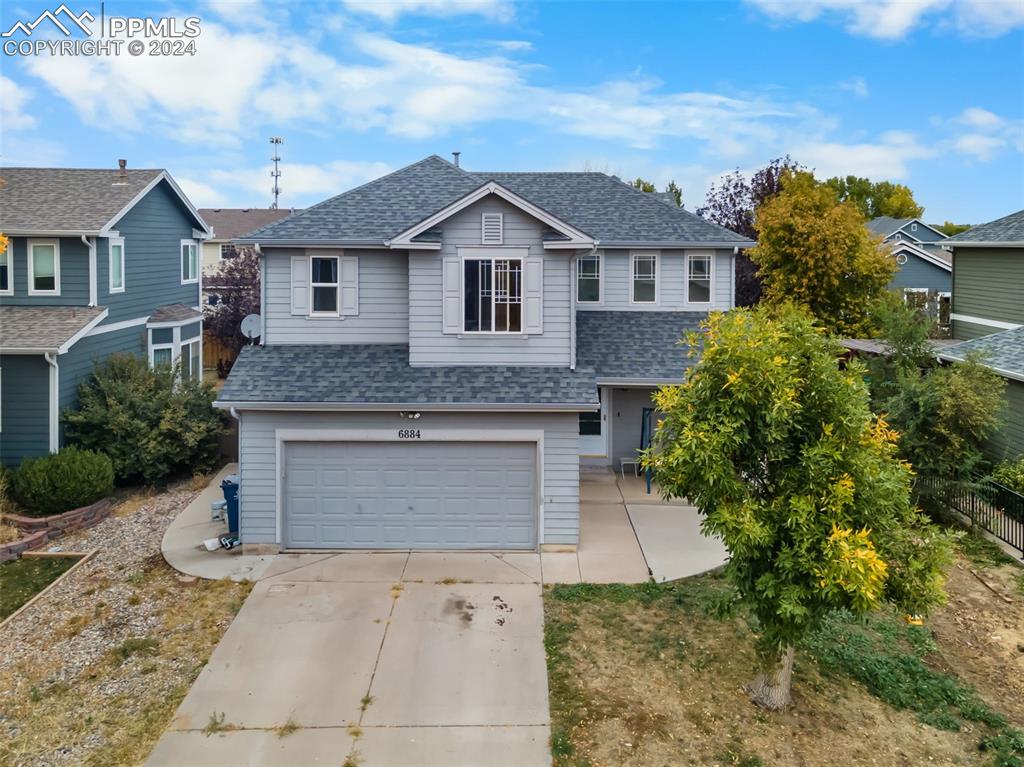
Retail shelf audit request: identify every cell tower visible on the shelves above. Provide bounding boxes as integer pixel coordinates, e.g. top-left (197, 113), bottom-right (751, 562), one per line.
top-left (269, 136), bottom-right (283, 209)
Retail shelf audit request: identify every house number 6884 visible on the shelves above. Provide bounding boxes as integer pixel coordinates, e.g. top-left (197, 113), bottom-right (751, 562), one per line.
top-left (398, 429), bottom-right (421, 439)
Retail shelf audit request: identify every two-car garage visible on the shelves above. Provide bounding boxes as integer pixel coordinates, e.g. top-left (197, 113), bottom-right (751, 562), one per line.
top-left (283, 440), bottom-right (538, 550)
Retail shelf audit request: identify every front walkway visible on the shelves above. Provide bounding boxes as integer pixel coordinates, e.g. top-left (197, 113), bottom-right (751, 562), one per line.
top-left (163, 466), bottom-right (727, 586)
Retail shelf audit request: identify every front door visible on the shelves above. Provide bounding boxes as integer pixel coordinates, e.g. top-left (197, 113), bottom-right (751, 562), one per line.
top-left (578, 387), bottom-right (608, 457)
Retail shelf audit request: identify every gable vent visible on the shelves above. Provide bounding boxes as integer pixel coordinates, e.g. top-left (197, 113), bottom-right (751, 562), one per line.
top-left (482, 213), bottom-right (503, 245)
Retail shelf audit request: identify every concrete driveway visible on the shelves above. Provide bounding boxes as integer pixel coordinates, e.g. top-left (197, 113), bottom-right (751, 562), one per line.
top-left (146, 552), bottom-right (551, 766)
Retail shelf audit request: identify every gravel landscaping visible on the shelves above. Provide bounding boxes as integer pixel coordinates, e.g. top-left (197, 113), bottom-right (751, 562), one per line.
top-left (0, 475), bottom-right (252, 767)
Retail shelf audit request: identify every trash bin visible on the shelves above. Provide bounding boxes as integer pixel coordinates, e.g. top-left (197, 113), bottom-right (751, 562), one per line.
top-left (221, 473), bottom-right (240, 535)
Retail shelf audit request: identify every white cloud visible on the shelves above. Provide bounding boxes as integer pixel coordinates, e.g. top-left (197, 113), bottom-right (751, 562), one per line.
top-left (958, 106), bottom-right (1003, 129)
top-left (838, 76), bottom-right (869, 98)
top-left (493, 39), bottom-right (533, 51)
top-left (341, 0), bottom-right (514, 22)
top-left (747, 0), bottom-right (1024, 39)
top-left (794, 130), bottom-right (934, 179)
top-left (953, 133), bottom-right (1006, 161)
top-left (177, 176), bottom-right (225, 207)
top-left (0, 75), bottom-right (36, 131)
top-left (947, 106), bottom-right (1022, 160)
top-left (201, 160), bottom-right (393, 208)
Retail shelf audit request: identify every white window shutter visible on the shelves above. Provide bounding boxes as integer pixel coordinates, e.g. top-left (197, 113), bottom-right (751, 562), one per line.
top-left (481, 213), bottom-right (503, 245)
top-left (442, 255), bottom-right (461, 334)
top-left (524, 255), bottom-right (543, 334)
top-left (290, 255), bottom-right (308, 315)
top-left (341, 255), bottom-right (359, 316)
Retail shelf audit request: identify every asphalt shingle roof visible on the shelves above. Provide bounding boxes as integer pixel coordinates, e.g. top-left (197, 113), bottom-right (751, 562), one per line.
top-left (0, 167), bottom-right (164, 233)
top-left (218, 344), bottom-right (598, 408)
top-left (575, 310), bottom-right (706, 383)
top-left (938, 327), bottom-right (1024, 380)
top-left (866, 216), bottom-right (914, 237)
top-left (149, 304), bottom-right (202, 324)
top-left (0, 306), bottom-right (106, 352)
top-left (945, 209), bottom-right (1024, 245)
top-left (198, 208), bottom-right (298, 241)
top-left (241, 155), bottom-right (752, 246)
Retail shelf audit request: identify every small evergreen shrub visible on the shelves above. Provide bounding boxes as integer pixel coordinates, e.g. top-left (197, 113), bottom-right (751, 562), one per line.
top-left (63, 354), bottom-right (226, 485)
top-left (11, 447), bottom-right (114, 516)
top-left (992, 456), bottom-right (1024, 495)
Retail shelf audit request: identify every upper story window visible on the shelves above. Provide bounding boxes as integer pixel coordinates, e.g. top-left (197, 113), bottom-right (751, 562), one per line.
top-left (631, 252), bottom-right (657, 303)
top-left (481, 213), bottom-right (504, 245)
top-left (464, 256), bottom-right (522, 332)
top-left (109, 237), bottom-right (125, 294)
top-left (0, 239), bottom-right (11, 295)
top-left (180, 240), bottom-right (199, 284)
top-left (577, 254), bottom-right (601, 303)
top-left (28, 239), bottom-right (60, 295)
top-left (220, 243), bottom-right (238, 259)
top-left (686, 253), bottom-right (712, 304)
top-left (311, 256), bottom-right (339, 315)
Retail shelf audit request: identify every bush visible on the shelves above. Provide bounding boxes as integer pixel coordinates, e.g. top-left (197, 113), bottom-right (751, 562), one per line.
top-left (63, 354), bottom-right (226, 485)
top-left (992, 456), bottom-right (1024, 494)
top-left (10, 447), bottom-right (114, 516)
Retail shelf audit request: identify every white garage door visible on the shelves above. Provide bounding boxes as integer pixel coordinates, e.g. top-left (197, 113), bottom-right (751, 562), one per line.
top-left (284, 441), bottom-right (537, 550)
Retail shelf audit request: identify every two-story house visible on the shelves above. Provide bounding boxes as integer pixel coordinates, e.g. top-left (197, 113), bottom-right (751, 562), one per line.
top-left (216, 155), bottom-right (752, 553)
top-left (937, 208), bottom-right (1024, 460)
top-left (866, 216), bottom-right (952, 294)
top-left (0, 164), bottom-right (212, 465)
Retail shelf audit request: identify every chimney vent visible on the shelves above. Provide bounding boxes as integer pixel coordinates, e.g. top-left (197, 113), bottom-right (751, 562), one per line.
top-left (118, 159), bottom-right (127, 177)
top-left (452, 151), bottom-right (461, 168)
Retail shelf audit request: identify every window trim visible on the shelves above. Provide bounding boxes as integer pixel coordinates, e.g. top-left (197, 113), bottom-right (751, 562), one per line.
top-left (309, 255), bottom-right (341, 317)
top-left (684, 251), bottom-right (714, 306)
top-left (27, 238), bottom-right (61, 296)
top-left (630, 251), bottom-right (659, 305)
top-left (576, 252), bottom-right (602, 304)
top-left (149, 343), bottom-right (175, 368)
top-left (0, 238), bottom-right (12, 296)
top-left (219, 243), bottom-right (238, 260)
top-left (460, 249), bottom-right (526, 334)
top-left (181, 338), bottom-right (201, 381)
top-left (108, 236), bottom-right (126, 294)
top-left (180, 239), bottom-right (199, 284)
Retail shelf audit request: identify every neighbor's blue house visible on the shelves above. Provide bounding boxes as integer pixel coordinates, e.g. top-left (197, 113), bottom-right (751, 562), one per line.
top-left (0, 164), bottom-right (212, 465)
top-left (866, 216), bottom-right (952, 294)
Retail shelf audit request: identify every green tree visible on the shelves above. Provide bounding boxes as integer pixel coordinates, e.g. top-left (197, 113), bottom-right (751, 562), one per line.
top-left (630, 177), bottom-right (682, 206)
top-left (824, 176), bottom-right (924, 219)
top-left (934, 221), bottom-right (972, 237)
top-left (630, 177), bottom-right (656, 193)
top-left (643, 306), bottom-right (952, 709)
top-left (750, 171), bottom-right (896, 336)
top-left (665, 180), bottom-right (683, 207)
top-left (864, 292), bottom-right (938, 408)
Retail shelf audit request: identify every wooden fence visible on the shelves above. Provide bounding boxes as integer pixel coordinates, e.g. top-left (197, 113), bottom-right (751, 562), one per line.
top-left (203, 331), bottom-right (236, 371)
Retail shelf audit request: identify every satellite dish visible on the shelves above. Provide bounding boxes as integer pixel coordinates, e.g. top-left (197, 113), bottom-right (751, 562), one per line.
top-left (240, 314), bottom-right (263, 342)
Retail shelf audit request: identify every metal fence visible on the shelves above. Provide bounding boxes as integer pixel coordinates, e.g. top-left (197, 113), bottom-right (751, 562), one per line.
top-left (921, 475), bottom-right (1024, 557)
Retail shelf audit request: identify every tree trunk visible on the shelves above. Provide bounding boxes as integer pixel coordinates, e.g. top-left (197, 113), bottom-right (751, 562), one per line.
top-left (748, 645), bottom-right (794, 710)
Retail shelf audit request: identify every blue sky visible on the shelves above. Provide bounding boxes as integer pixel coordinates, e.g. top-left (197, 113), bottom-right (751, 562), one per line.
top-left (2, 0), bottom-right (1022, 224)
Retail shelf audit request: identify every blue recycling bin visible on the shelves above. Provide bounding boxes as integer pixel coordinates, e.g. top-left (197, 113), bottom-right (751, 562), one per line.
top-left (221, 474), bottom-right (240, 535)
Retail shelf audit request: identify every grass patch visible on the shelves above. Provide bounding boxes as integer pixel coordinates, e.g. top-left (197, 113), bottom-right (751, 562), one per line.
top-left (109, 637), bottom-right (160, 666)
top-left (0, 555), bottom-right (82, 619)
top-left (957, 530), bottom-right (1016, 569)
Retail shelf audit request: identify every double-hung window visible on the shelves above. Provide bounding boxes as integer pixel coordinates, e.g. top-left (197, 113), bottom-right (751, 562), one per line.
top-left (463, 256), bottom-right (522, 332)
top-left (631, 252), bottom-right (657, 303)
top-left (310, 256), bottom-right (339, 315)
top-left (180, 240), bottom-right (199, 283)
top-left (577, 253), bottom-right (601, 303)
top-left (109, 237), bottom-right (125, 293)
top-left (28, 240), bottom-right (60, 295)
top-left (686, 253), bottom-right (712, 304)
top-left (0, 239), bottom-right (11, 295)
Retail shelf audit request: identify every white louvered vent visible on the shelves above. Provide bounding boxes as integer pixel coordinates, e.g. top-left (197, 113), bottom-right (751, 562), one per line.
top-left (481, 213), bottom-right (504, 245)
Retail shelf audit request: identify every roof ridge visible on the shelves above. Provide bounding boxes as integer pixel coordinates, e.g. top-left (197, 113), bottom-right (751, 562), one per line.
top-left (0, 166), bottom-right (164, 172)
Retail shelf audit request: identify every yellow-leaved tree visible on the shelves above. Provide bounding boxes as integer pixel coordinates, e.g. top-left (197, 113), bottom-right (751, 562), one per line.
top-left (749, 171), bottom-right (896, 337)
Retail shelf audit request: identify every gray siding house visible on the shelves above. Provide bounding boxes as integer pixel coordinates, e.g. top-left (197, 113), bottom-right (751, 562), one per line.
top-left (0, 165), bottom-right (212, 465)
top-left (866, 216), bottom-right (952, 295)
top-left (218, 155), bottom-right (752, 552)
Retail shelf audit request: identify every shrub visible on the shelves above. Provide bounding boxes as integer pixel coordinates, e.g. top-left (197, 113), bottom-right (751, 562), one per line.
top-left (11, 447), bottom-right (114, 516)
top-left (63, 354), bottom-right (226, 485)
top-left (992, 456), bottom-right (1024, 494)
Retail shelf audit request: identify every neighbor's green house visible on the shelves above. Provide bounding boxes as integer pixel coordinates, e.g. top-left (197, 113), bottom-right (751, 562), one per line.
top-left (939, 208), bottom-right (1024, 461)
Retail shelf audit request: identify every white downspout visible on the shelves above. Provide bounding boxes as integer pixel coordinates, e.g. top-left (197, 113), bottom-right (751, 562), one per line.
top-left (83, 235), bottom-right (97, 306)
top-left (44, 352), bottom-right (59, 452)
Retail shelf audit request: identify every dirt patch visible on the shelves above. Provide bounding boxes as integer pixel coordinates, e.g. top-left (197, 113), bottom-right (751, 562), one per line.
top-left (545, 565), bottom-right (1023, 767)
top-left (0, 478), bottom-right (252, 766)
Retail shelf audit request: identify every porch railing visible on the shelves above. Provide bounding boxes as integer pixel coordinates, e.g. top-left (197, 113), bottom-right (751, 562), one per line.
top-left (920, 474), bottom-right (1024, 557)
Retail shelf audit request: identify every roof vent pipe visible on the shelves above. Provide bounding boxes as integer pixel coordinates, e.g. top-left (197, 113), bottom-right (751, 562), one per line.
top-left (452, 151), bottom-right (460, 168)
top-left (117, 158), bottom-right (127, 177)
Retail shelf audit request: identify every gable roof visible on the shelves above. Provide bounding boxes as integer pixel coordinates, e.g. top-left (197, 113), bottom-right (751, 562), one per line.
top-left (239, 155), bottom-right (753, 248)
top-left (889, 239), bottom-right (951, 270)
top-left (944, 209), bottom-right (1024, 247)
top-left (866, 216), bottom-right (946, 243)
top-left (198, 208), bottom-right (297, 241)
top-left (937, 326), bottom-right (1024, 382)
top-left (0, 167), bottom-right (210, 236)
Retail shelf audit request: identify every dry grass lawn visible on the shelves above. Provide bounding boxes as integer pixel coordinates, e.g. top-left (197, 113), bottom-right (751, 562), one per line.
top-left (544, 534), bottom-right (1024, 767)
